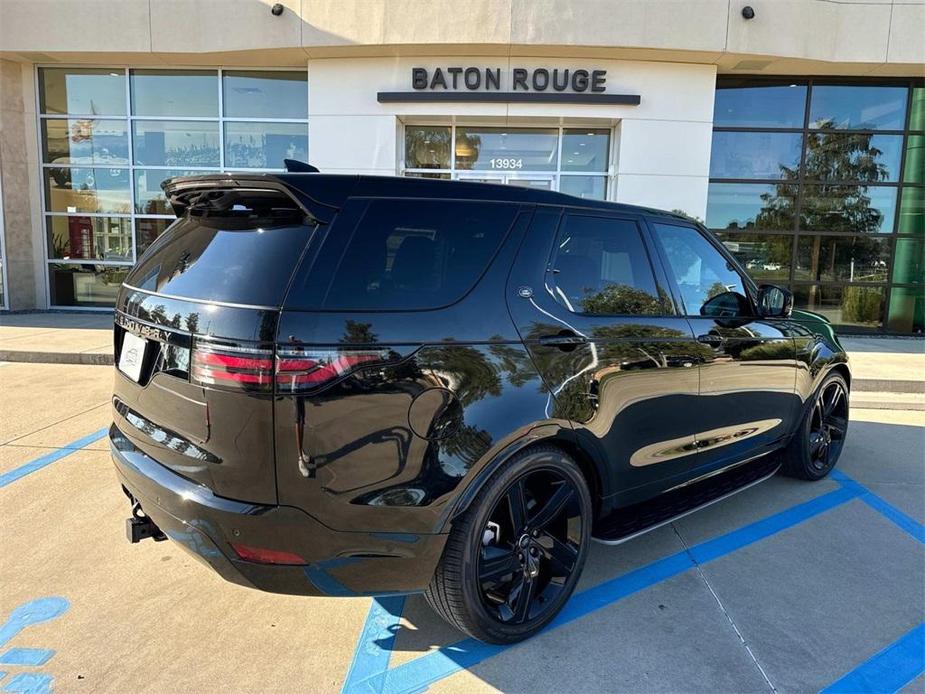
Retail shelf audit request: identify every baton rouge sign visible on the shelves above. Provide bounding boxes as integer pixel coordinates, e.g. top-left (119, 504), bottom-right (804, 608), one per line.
top-left (377, 67), bottom-right (641, 105)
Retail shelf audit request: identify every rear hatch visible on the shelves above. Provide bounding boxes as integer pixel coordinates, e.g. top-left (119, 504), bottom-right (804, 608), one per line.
top-left (113, 178), bottom-right (318, 504)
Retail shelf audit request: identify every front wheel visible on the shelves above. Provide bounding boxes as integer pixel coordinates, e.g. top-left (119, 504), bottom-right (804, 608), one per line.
top-left (425, 446), bottom-right (592, 644)
top-left (780, 372), bottom-right (849, 481)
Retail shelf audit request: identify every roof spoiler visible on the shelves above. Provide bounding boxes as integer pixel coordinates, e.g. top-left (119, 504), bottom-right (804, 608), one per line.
top-left (284, 159), bottom-right (320, 173)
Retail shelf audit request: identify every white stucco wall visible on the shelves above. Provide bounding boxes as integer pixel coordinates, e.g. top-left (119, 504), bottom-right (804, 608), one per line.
top-left (307, 57), bottom-right (717, 218)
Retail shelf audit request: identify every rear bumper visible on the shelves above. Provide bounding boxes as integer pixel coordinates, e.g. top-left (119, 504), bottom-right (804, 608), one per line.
top-left (110, 424), bottom-right (446, 597)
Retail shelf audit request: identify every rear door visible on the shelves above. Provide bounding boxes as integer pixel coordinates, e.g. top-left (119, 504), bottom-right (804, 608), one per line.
top-left (507, 208), bottom-right (707, 504)
top-left (113, 186), bottom-right (316, 504)
top-left (647, 221), bottom-right (799, 475)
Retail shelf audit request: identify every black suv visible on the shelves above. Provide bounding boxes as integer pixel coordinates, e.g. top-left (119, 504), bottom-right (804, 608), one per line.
top-left (111, 173), bottom-right (849, 644)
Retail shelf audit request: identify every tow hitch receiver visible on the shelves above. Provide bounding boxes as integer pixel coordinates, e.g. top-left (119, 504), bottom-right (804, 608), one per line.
top-left (125, 499), bottom-right (167, 543)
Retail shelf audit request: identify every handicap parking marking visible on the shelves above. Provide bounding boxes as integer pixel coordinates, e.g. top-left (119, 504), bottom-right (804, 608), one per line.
top-left (830, 470), bottom-right (925, 544)
top-left (341, 484), bottom-right (863, 694)
top-left (0, 598), bottom-right (68, 694)
top-left (821, 623), bottom-right (925, 694)
top-left (0, 428), bottom-right (108, 489)
top-left (342, 469), bottom-right (924, 694)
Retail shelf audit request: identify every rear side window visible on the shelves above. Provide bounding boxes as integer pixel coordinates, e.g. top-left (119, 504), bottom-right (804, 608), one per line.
top-left (127, 216), bottom-right (312, 306)
top-left (320, 199), bottom-right (517, 311)
top-left (550, 214), bottom-right (667, 315)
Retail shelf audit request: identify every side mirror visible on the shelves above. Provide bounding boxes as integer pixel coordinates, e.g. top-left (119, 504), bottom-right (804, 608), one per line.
top-left (757, 284), bottom-right (793, 318)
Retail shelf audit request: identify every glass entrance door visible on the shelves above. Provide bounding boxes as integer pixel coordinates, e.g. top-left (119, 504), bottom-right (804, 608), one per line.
top-left (458, 173), bottom-right (554, 190)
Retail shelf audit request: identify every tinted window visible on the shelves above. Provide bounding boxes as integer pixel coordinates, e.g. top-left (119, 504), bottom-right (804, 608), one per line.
top-left (653, 224), bottom-right (750, 317)
top-left (322, 200), bottom-right (517, 311)
top-left (126, 217), bottom-right (312, 306)
top-left (550, 215), bottom-right (665, 315)
top-left (714, 83), bottom-right (807, 128)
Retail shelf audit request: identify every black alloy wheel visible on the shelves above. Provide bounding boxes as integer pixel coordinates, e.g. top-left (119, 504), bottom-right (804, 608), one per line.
top-left (781, 372), bottom-right (850, 480)
top-left (426, 446), bottom-right (591, 644)
top-left (808, 378), bottom-right (848, 473)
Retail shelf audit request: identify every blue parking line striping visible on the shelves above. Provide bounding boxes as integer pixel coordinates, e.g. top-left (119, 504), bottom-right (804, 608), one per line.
top-left (0, 649), bottom-right (53, 666)
top-left (821, 623), bottom-right (925, 694)
top-left (343, 484), bottom-right (863, 694)
top-left (344, 596), bottom-right (407, 694)
top-left (0, 599), bottom-right (69, 651)
top-left (0, 428), bottom-right (108, 489)
top-left (830, 470), bottom-right (925, 544)
top-left (0, 672), bottom-right (53, 693)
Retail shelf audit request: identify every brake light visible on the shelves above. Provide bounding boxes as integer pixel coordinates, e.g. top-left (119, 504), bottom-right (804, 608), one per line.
top-left (230, 542), bottom-right (306, 565)
top-left (276, 347), bottom-right (389, 392)
top-left (191, 341), bottom-right (274, 392)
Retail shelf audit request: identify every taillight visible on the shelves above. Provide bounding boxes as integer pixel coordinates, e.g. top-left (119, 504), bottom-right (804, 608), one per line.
top-left (230, 542), bottom-right (306, 565)
top-left (191, 340), bottom-right (274, 392)
top-left (275, 347), bottom-right (390, 393)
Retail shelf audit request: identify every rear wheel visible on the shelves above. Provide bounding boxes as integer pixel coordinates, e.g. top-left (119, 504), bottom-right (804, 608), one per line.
top-left (426, 446), bottom-right (591, 644)
top-left (781, 372), bottom-right (849, 480)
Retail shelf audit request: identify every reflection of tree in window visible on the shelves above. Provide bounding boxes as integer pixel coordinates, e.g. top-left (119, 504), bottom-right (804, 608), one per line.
top-left (578, 284), bottom-right (668, 316)
top-left (405, 127), bottom-right (452, 169)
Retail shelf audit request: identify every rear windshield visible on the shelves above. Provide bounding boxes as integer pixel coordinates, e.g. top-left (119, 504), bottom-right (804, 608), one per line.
top-left (319, 199), bottom-right (517, 311)
top-left (126, 216), bottom-right (312, 306)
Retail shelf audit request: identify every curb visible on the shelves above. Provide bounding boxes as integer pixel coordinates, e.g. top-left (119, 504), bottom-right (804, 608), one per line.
top-left (0, 350), bottom-right (114, 366)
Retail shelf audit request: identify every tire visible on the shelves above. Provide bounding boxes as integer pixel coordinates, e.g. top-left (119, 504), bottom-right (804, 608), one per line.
top-left (780, 372), bottom-right (850, 481)
top-left (425, 445), bottom-right (592, 644)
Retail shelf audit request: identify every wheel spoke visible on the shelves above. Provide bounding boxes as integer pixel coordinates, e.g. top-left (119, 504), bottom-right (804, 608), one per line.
top-left (826, 416), bottom-right (848, 439)
top-left (529, 484), bottom-right (575, 530)
top-left (511, 574), bottom-right (536, 623)
top-left (507, 480), bottom-right (528, 532)
top-left (479, 546), bottom-right (518, 583)
top-left (809, 432), bottom-right (825, 456)
top-left (541, 532), bottom-right (578, 576)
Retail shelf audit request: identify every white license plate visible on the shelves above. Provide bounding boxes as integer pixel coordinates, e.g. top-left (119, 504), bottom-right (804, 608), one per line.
top-left (118, 331), bottom-right (148, 382)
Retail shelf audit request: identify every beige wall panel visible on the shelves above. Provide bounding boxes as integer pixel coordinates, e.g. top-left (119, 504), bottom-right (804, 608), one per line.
top-left (725, 0), bottom-right (891, 64)
top-left (0, 0), bottom-right (151, 54)
top-left (510, 0), bottom-right (728, 52)
top-left (887, 3), bottom-right (925, 65)
top-left (300, 0), bottom-right (512, 48)
top-left (150, 0), bottom-right (302, 54)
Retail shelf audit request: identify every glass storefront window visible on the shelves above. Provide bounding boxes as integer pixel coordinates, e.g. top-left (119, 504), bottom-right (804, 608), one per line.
top-left (561, 130), bottom-right (610, 172)
top-left (223, 122), bottom-right (308, 169)
top-left (809, 85), bottom-right (908, 131)
top-left (132, 120), bottom-right (220, 167)
top-left (403, 125), bottom-right (611, 201)
top-left (716, 232), bottom-right (792, 282)
top-left (904, 136), bottom-right (924, 184)
top-left (887, 286), bottom-right (925, 333)
top-left (795, 235), bottom-right (891, 282)
top-left (803, 132), bottom-right (903, 182)
top-left (455, 127), bottom-right (559, 171)
top-left (405, 126), bottom-right (452, 170)
top-left (898, 187), bottom-right (924, 236)
top-left (48, 263), bottom-right (130, 308)
top-left (799, 184), bottom-right (896, 234)
top-left (706, 183), bottom-right (796, 231)
top-left (41, 118), bottom-right (128, 166)
top-left (793, 284), bottom-right (884, 330)
top-left (892, 238), bottom-right (924, 284)
top-left (46, 216), bottom-right (133, 262)
top-left (714, 82), bottom-right (807, 128)
top-left (559, 176), bottom-right (607, 200)
top-left (910, 88), bottom-right (925, 132)
top-left (709, 132), bottom-right (802, 179)
top-left (222, 71), bottom-right (307, 119)
top-left (39, 68), bottom-right (126, 116)
top-left (134, 169), bottom-right (208, 215)
top-left (130, 70), bottom-right (218, 117)
top-left (43, 167), bottom-right (131, 215)
top-left (37, 67), bottom-right (309, 308)
top-left (135, 218), bottom-right (172, 258)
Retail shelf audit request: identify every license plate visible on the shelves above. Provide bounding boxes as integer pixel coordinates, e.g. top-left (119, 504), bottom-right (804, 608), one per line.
top-left (118, 331), bottom-right (147, 382)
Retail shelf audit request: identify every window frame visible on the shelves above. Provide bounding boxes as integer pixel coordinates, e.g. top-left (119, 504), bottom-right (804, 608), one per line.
top-left (35, 64), bottom-right (309, 310)
top-left (544, 211), bottom-right (674, 318)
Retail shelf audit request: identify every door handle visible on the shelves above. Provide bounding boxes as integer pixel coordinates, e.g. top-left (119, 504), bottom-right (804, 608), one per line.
top-left (538, 332), bottom-right (588, 349)
top-left (697, 333), bottom-right (725, 346)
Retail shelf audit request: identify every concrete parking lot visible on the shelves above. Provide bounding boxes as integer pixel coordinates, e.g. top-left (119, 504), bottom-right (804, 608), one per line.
top-left (1, 360), bottom-right (923, 693)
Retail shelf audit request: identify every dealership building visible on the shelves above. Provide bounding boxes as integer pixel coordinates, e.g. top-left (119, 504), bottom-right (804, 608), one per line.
top-left (0, 0), bottom-right (922, 333)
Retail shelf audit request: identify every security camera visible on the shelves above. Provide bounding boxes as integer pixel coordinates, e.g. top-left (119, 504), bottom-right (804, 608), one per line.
top-left (271, 3), bottom-right (284, 16)
top-left (741, 5), bottom-right (756, 19)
